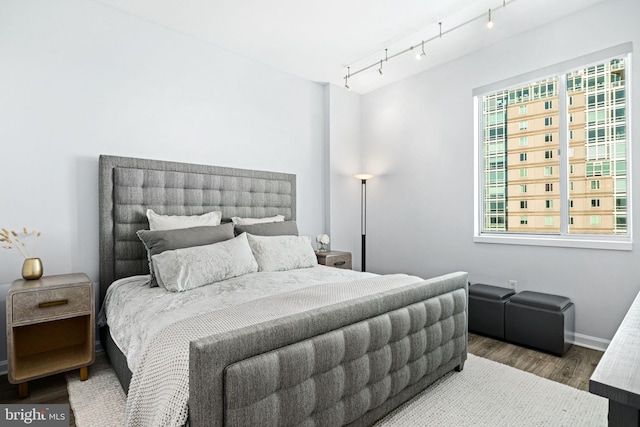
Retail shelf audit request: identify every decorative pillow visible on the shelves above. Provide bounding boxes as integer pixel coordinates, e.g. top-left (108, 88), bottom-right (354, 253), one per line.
top-left (137, 223), bottom-right (234, 287)
top-left (234, 221), bottom-right (298, 237)
top-left (230, 214), bottom-right (285, 225)
top-left (147, 209), bottom-right (222, 231)
top-left (152, 233), bottom-right (259, 292)
top-left (246, 233), bottom-right (317, 272)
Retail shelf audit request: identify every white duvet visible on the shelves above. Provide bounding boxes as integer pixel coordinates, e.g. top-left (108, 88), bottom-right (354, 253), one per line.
top-left (100, 265), bottom-right (376, 373)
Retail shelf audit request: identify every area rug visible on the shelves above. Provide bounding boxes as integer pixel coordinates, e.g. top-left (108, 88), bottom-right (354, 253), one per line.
top-left (67, 353), bottom-right (607, 426)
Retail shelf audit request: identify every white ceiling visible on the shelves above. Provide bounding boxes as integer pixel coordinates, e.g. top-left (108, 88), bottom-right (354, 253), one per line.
top-left (96, 0), bottom-right (605, 94)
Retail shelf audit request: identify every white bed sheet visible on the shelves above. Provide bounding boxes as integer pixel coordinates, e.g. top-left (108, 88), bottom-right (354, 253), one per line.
top-left (101, 265), bottom-right (376, 372)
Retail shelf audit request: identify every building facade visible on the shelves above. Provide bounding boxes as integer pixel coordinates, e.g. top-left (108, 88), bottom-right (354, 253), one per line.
top-left (482, 58), bottom-right (627, 235)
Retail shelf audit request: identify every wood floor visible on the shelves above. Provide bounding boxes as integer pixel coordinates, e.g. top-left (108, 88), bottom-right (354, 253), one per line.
top-left (468, 333), bottom-right (604, 392)
top-left (0, 334), bottom-right (603, 426)
top-left (0, 371), bottom-right (76, 426)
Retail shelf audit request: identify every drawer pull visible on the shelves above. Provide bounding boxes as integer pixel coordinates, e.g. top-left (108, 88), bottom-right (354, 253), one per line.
top-left (39, 299), bottom-right (68, 308)
top-left (333, 261), bottom-right (346, 266)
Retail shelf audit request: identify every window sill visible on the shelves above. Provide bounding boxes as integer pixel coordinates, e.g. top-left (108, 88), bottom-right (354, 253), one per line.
top-left (474, 234), bottom-right (632, 251)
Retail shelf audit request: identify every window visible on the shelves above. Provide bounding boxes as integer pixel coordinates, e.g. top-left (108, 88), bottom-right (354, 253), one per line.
top-left (476, 47), bottom-right (630, 249)
top-left (520, 216), bottom-right (528, 225)
top-left (570, 216), bottom-right (574, 225)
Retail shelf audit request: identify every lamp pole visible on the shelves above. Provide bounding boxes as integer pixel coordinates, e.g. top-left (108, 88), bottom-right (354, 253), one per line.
top-left (354, 174), bottom-right (374, 272)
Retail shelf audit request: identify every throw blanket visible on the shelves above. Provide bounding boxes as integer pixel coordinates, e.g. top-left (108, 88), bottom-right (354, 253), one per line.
top-left (125, 274), bottom-right (422, 426)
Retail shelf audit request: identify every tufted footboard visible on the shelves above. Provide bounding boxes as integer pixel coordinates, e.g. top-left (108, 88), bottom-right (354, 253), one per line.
top-left (189, 271), bottom-right (468, 427)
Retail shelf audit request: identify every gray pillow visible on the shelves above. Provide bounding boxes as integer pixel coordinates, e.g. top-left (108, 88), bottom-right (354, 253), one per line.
top-left (233, 221), bottom-right (299, 237)
top-left (137, 223), bottom-right (235, 287)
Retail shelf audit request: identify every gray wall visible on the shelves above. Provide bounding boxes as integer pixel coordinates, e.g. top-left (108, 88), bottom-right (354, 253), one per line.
top-left (0, 0), bottom-right (328, 370)
top-left (327, 85), bottom-right (365, 270)
top-left (355, 0), bottom-right (640, 348)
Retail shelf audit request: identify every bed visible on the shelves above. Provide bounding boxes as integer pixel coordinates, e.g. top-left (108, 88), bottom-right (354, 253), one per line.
top-left (98, 154), bottom-right (469, 426)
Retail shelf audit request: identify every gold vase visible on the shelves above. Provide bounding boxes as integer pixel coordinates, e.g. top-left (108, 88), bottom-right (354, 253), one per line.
top-left (22, 258), bottom-right (43, 280)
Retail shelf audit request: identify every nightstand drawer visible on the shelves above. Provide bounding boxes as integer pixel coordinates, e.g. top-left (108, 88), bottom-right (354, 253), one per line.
top-left (317, 252), bottom-right (352, 269)
top-left (11, 285), bottom-right (91, 324)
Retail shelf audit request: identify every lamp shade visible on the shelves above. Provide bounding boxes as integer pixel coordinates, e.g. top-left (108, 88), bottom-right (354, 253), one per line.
top-left (353, 174), bottom-right (374, 181)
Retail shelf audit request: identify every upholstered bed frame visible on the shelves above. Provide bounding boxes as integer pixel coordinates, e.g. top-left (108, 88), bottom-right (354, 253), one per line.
top-left (98, 155), bottom-right (468, 426)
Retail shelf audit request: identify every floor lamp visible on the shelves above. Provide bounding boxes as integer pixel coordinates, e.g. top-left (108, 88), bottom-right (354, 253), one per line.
top-left (354, 174), bottom-right (374, 272)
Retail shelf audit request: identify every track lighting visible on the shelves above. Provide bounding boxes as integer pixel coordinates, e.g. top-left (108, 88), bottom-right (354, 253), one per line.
top-left (343, 0), bottom-right (513, 89)
top-left (345, 66), bottom-right (351, 91)
top-left (487, 9), bottom-right (494, 29)
top-left (415, 40), bottom-right (426, 61)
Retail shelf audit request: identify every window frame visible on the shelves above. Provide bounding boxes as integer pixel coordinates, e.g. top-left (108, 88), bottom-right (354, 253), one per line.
top-left (473, 43), bottom-right (632, 251)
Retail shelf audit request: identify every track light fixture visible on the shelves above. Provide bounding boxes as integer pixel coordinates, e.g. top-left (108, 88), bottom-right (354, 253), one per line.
top-left (343, 0), bottom-right (514, 89)
top-left (345, 66), bottom-right (351, 90)
top-left (415, 40), bottom-right (426, 61)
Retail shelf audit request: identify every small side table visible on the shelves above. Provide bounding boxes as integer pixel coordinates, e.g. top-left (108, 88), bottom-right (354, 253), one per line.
top-left (6, 273), bottom-right (95, 398)
top-left (316, 250), bottom-right (352, 270)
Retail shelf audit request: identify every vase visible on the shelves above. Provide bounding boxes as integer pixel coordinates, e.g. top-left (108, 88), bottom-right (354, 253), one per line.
top-left (22, 258), bottom-right (43, 280)
top-left (318, 243), bottom-right (327, 252)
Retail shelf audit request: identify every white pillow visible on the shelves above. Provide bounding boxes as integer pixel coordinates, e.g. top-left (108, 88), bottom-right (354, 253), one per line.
top-left (152, 233), bottom-right (258, 292)
top-left (147, 209), bottom-right (222, 231)
top-left (231, 215), bottom-right (285, 225)
top-left (246, 233), bottom-right (318, 272)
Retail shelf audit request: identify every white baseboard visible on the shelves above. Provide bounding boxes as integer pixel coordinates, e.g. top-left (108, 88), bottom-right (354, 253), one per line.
top-left (571, 332), bottom-right (610, 352)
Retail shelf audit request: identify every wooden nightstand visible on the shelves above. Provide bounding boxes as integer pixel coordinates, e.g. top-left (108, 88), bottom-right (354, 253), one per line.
top-left (316, 250), bottom-right (352, 270)
top-left (6, 273), bottom-right (95, 398)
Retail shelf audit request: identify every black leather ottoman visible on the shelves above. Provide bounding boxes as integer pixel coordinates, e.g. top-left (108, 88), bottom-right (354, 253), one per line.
top-left (469, 284), bottom-right (516, 340)
top-left (505, 291), bottom-right (574, 356)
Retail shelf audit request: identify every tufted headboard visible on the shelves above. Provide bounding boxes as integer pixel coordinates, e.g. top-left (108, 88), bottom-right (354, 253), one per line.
top-left (98, 155), bottom-right (296, 305)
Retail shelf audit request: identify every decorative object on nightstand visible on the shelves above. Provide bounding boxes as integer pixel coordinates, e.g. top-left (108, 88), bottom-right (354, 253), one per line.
top-left (353, 174), bottom-right (374, 272)
top-left (1, 227), bottom-right (44, 279)
top-left (316, 250), bottom-right (352, 270)
top-left (316, 234), bottom-right (330, 252)
top-left (6, 273), bottom-right (95, 398)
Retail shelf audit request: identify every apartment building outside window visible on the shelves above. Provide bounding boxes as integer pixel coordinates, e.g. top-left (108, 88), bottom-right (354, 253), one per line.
top-left (476, 45), bottom-right (630, 249)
